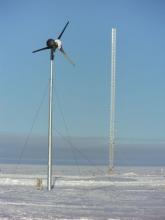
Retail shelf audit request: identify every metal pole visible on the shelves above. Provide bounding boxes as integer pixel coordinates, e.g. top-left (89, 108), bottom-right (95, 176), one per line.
top-left (109, 28), bottom-right (116, 173)
top-left (48, 49), bottom-right (54, 191)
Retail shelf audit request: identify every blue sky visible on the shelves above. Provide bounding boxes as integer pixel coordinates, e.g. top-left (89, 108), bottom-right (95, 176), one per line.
top-left (0, 0), bottom-right (165, 145)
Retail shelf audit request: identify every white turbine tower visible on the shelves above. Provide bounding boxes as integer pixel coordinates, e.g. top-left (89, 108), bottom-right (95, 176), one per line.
top-left (109, 28), bottom-right (116, 173)
top-left (32, 21), bottom-right (74, 191)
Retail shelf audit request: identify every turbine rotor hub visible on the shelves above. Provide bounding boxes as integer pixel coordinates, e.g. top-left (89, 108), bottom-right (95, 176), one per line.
top-left (46, 39), bottom-right (56, 48)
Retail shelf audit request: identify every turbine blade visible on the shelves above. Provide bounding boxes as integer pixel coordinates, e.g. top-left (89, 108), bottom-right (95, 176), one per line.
top-left (32, 47), bottom-right (49, 53)
top-left (57, 21), bottom-right (69, 39)
top-left (60, 47), bottom-right (75, 66)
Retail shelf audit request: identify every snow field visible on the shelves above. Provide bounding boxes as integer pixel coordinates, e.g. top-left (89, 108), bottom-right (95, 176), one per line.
top-left (0, 165), bottom-right (165, 219)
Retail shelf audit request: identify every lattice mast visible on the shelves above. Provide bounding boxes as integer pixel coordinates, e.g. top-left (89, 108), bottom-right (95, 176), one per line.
top-left (109, 28), bottom-right (116, 172)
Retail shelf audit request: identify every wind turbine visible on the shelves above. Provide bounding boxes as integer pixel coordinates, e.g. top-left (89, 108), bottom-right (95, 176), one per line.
top-left (32, 21), bottom-right (74, 191)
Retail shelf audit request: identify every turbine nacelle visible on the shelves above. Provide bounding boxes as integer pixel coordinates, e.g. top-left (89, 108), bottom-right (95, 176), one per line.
top-left (54, 39), bottom-right (62, 49)
top-left (46, 39), bottom-right (62, 50)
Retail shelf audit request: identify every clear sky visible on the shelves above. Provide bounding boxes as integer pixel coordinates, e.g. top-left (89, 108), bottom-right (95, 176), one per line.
top-left (0, 0), bottom-right (165, 145)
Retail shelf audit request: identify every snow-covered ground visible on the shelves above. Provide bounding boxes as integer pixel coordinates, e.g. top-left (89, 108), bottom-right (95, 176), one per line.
top-left (0, 165), bottom-right (165, 220)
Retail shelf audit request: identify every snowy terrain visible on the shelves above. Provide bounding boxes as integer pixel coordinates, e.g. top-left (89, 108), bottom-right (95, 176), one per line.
top-left (0, 165), bottom-right (165, 220)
